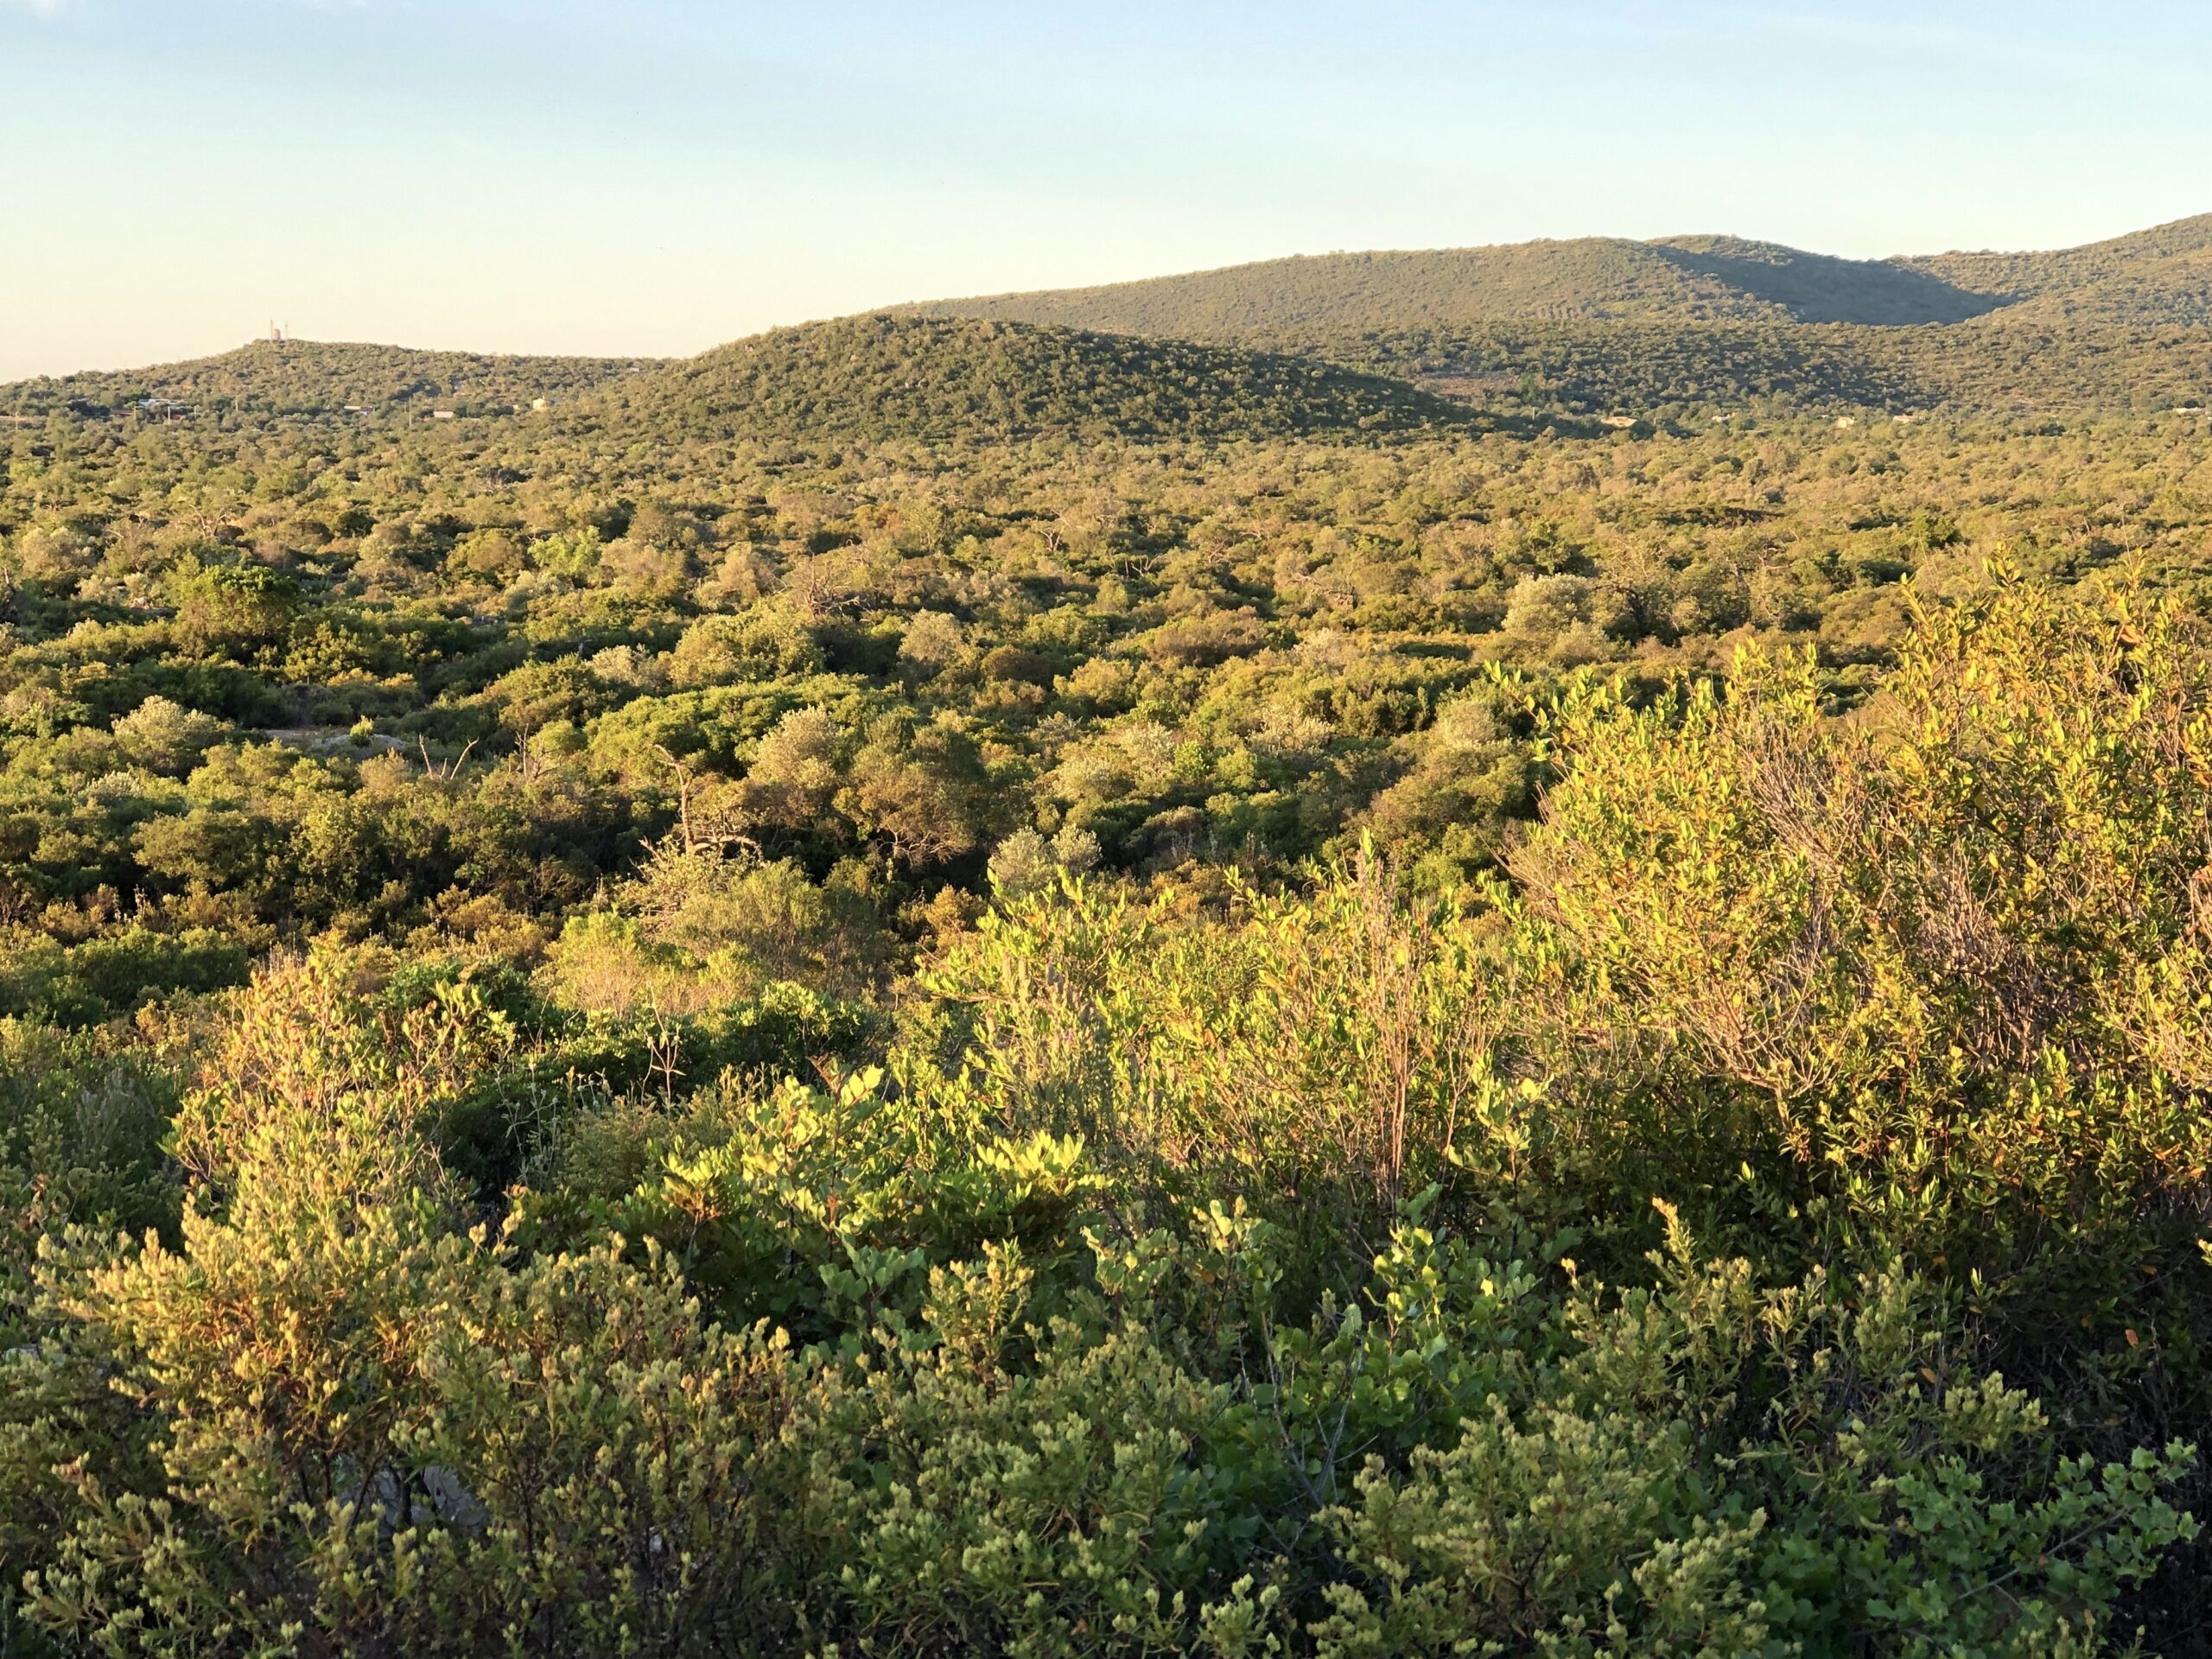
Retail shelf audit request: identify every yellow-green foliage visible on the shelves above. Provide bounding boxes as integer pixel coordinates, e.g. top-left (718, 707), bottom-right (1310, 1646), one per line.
top-left (921, 854), bottom-right (1491, 1211)
top-left (7, 585), bottom-right (2212, 1656)
top-left (23, 960), bottom-right (810, 1657)
top-left (1495, 579), bottom-right (2212, 1285)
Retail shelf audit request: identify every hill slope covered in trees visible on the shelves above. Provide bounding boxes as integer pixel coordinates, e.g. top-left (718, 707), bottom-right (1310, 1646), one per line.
top-left (563, 314), bottom-right (1481, 442)
top-left (1301, 314), bottom-right (2212, 417)
top-left (901, 215), bottom-right (2212, 416)
top-left (905, 235), bottom-right (2009, 334)
top-left (1905, 211), bottom-right (2212, 325)
top-left (909, 215), bottom-right (2212, 336)
top-left (4, 340), bottom-right (655, 422)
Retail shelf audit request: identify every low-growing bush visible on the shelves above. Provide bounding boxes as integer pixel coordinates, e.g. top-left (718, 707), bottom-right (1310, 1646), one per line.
top-left (6, 585), bottom-right (2212, 1656)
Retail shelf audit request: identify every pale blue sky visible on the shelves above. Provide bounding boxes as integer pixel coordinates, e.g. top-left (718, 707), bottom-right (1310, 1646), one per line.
top-left (4, 1), bottom-right (2209, 379)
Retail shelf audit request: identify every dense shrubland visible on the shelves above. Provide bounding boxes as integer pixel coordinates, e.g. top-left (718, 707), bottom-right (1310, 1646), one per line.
top-left (1, 577), bottom-right (2209, 1656)
top-left (6, 370), bottom-right (2212, 1001)
top-left (9, 330), bottom-right (2212, 1651)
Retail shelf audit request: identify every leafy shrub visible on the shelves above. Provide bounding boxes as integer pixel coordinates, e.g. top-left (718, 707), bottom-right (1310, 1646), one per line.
top-left (0, 928), bottom-right (251, 1028)
top-left (604, 1066), bottom-right (1097, 1342)
top-left (28, 1174), bottom-right (810, 1659)
top-left (1314, 1212), bottom-right (2197, 1659)
top-left (1491, 582), bottom-right (2212, 1306)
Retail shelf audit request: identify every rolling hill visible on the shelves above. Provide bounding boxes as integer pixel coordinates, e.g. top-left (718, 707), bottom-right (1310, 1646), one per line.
top-left (1904, 213), bottom-right (2212, 327)
top-left (3, 317), bottom-right (1484, 448)
top-left (16, 213), bottom-right (2212, 437)
top-left (563, 313), bottom-right (1480, 442)
top-left (3, 340), bottom-right (657, 422)
top-left (899, 236), bottom-right (2005, 336)
top-left (906, 216), bottom-right (2212, 339)
top-left (899, 216), bottom-right (2212, 416)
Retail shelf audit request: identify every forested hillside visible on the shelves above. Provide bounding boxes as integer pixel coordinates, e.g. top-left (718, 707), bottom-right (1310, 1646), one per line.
top-left (912, 214), bottom-right (2212, 336)
top-left (906, 234), bottom-right (2008, 333)
top-left (564, 314), bottom-right (1481, 442)
top-left (4, 340), bottom-right (654, 422)
top-left (1906, 212), bottom-right (2212, 324)
top-left (6, 297), bottom-right (2212, 1656)
top-left (1303, 315), bottom-right (2212, 417)
top-left (908, 214), bottom-right (2212, 417)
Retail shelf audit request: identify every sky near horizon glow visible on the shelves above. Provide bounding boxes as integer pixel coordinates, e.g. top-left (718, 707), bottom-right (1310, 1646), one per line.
top-left (3, 1), bottom-right (2210, 381)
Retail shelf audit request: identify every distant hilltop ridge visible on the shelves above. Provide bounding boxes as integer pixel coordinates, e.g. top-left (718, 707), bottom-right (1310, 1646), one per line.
top-left (10, 212), bottom-right (2212, 425)
top-left (898, 213), bottom-right (2212, 335)
top-left (2, 340), bottom-right (654, 421)
top-left (4, 317), bottom-right (1484, 443)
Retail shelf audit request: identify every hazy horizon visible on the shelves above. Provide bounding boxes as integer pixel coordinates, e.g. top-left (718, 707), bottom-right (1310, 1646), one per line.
top-left (9, 1), bottom-right (2212, 381)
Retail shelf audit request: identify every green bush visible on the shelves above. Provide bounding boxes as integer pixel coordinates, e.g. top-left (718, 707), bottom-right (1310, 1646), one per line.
top-left (0, 929), bottom-right (250, 1028)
